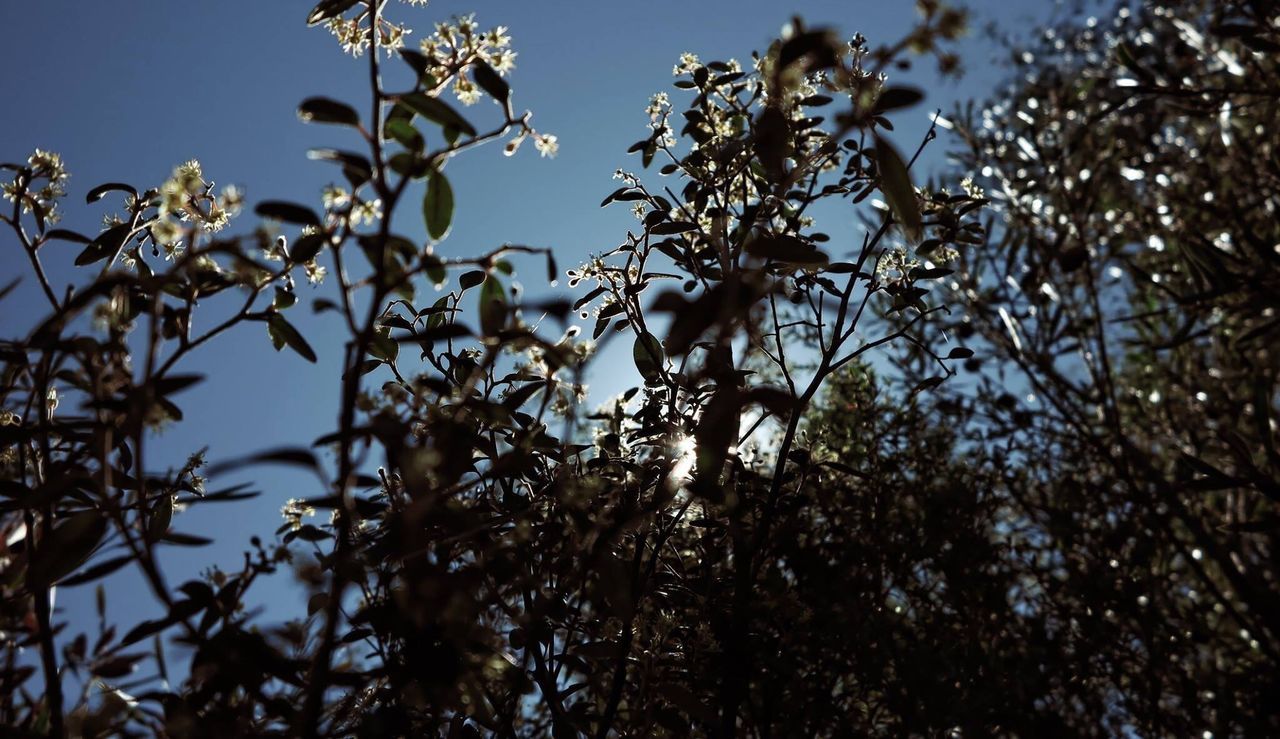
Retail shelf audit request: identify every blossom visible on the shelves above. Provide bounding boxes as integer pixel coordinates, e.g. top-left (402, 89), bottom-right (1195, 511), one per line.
top-left (327, 17), bottom-right (370, 57)
top-left (151, 218), bottom-right (182, 247)
top-left (454, 75), bottom-right (481, 105)
top-left (489, 48), bottom-right (517, 74)
top-left (304, 260), bottom-right (328, 285)
top-left (280, 498), bottom-right (316, 531)
top-left (351, 198), bottom-right (383, 226)
top-left (673, 51), bottom-right (701, 76)
top-left (533, 133), bottom-right (559, 158)
top-left (322, 185), bottom-right (351, 211)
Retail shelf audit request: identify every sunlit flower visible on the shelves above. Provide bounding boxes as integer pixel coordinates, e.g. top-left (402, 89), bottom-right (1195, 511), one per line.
top-left (454, 75), bottom-right (481, 105)
top-left (304, 260), bottom-right (328, 285)
top-left (280, 498), bottom-right (316, 531)
top-left (322, 185), bottom-right (351, 211)
top-left (151, 218), bottom-right (182, 246)
top-left (533, 133), bottom-right (559, 158)
top-left (673, 52), bottom-right (701, 76)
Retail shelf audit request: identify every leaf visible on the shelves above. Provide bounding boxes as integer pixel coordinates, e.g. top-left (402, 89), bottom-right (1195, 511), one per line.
top-left (694, 385), bottom-right (741, 496)
top-left (910, 376), bottom-right (945, 395)
top-left (242, 448), bottom-right (321, 471)
top-left (307, 148), bottom-right (374, 186)
top-left (424, 170), bottom-right (454, 241)
top-left (369, 331), bottom-right (399, 363)
top-left (409, 322), bottom-right (472, 343)
top-left (744, 234), bottom-right (828, 266)
top-left (288, 233), bottom-right (326, 264)
top-left (471, 61), bottom-right (510, 104)
top-left (147, 495), bottom-right (174, 540)
top-left (459, 269), bottom-right (486, 291)
top-left (479, 276), bottom-right (507, 336)
top-left (43, 228), bottom-right (92, 244)
top-left (159, 532), bottom-right (214, 547)
top-left (385, 118), bottom-right (424, 152)
top-left (633, 333), bottom-right (665, 386)
top-left (650, 221), bottom-right (699, 236)
top-left (753, 107), bottom-right (790, 183)
top-left (267, 313), bottom-right (318, 362)
top-left (874, 135), bottom-right (922, 242)
top-left (873, 86), bottom-right (924, 114)
top-left (400, 92), bottom-right (477, 138)
top-left (255, 200), bottom-right (322, 226)
top-left (85, 182), bottom-right (137, 204)
top-left (28, 511), bottom-right (108, 586)
top-left (297, 97), bottom-right (360, 126)
top-left (59, 554), bottom-right (132, 587)
top-left (306, 0), bottom-right (359, 26)
top-left (273, 287), bottom-right (297, 310)
top-left (75, 224), bottom-right (131, 266)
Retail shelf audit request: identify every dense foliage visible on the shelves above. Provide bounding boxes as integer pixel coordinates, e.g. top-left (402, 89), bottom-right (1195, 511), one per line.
top-left (0, 0), bottom-right (1276, 736)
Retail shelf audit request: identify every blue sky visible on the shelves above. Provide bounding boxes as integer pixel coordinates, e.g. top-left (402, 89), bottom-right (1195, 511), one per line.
top-left (0, 0), bottom-right (1055, 659)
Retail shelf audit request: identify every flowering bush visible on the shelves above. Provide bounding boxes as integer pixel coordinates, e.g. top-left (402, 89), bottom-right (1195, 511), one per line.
top-left (10, 0), bottom-right (1274, 736)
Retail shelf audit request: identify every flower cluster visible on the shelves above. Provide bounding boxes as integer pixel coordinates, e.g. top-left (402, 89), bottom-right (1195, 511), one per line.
top-left (150, 159), bottom-right (242, 260)
top-left (325, 12), bottom-right (411, 58)
top-left (280, 498), bottom-right (317, 532)
top-left (418, 14), bottom-right (516, 106)
top-left (2, 149), bottom-right (69, 224)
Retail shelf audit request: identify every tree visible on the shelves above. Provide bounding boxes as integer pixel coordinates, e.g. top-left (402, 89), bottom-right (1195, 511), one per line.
top-left (930, 0), bottom-right (1280, 733)
top-left (0, 1), bottom-right (990, 736)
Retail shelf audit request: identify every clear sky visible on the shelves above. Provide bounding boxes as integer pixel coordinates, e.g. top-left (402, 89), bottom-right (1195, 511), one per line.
top-left (0, 0), bottom-right (1057, 653)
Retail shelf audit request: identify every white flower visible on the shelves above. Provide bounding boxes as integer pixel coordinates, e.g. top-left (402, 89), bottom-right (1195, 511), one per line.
top-left (280, 498), bottom-right (317, 531)
top-left (322, 185), bottom-right (351, 210)
top-left (304, 260), bottom-right (328, 285)
top-left (351, 198), bottom-right (383, 226)
top-left (533, 133), bottom-right (559, 158)
top-left (454, 75), bottom-right (481, 106)
top-left (151, 218), bottom-right (182, 246)
top-left (673, 51), bottom-right (701, 75)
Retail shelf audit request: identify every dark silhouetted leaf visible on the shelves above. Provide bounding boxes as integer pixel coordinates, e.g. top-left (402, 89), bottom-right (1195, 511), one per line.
top-left (298, 97), bottom-right (360, 126)
top-left (268, 313), bottom-right (318, 362)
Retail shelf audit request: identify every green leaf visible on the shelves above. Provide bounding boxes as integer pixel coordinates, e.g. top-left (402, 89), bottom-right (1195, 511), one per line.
top-left (633, 333), bottom-right (665, 385)
top-left (385, 118), bottom-right (424, 152)
top-left (28, 511), bottom-right (108, 587)
top-left (400, 92), bottom-right (477, 138)
top-left (471, 61), bottom-right (510, 104)
top-left (424, 170), bottom-right (454, 241)
top-left (370, 330), bottom-right (399, 363)
top-left (267, 313), bottom-right (318, 362)
top-left (875, 135), bottom-right (922, 242)
top-left (479, 276), bottom-right (507, 336)
top-left (297, 97), bottom-right (360, 126)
